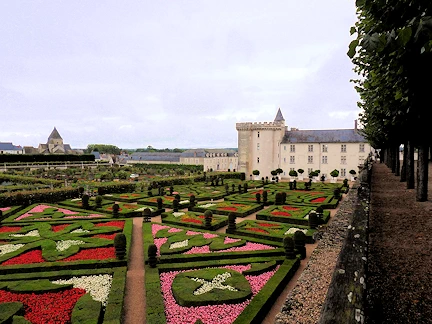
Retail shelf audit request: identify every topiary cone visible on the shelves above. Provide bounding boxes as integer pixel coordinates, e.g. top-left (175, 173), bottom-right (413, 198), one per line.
top-left (204, 210), bottom-right (213, 229)
top-left (293, 231), bottom-right (306, 259)
top-left (283, 236), bottom-right (296, 259)
top-left (148, 244), bottom-right (158, 268)
top-left (114, 233), bottom-right (127, 260)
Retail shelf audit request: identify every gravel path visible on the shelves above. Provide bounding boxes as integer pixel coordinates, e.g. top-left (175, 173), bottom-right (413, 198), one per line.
top-left (366, 163), bottom-right (432, 324)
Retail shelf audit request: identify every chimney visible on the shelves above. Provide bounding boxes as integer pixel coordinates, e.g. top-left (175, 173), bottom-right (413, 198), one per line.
top-left (354, 119), bottom-right (358, 130)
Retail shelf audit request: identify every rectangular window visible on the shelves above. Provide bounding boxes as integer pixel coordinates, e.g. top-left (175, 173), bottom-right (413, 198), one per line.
top-left (322, 144), bottom-right (328, 152)
top-left (290, 156), bottom-right (295, 164)
top-left (284, 145), bottom-right (286, 151)
top-left (283, 157), bottom-right (286, 163)
top-left (341, 156), bottom-right (346, 164)
top-left (257, 157), bottom-right (260, 163)
top-left (322, 156), bottom-right (328, 164)
top-left (359, 144), bottom-right (365, 152)
top-left (341, 144), bottom-right (347, 153)
top-left (257, 143), bottom-right (260, 150)
top-left (290, 144), bottom-right (295, 153)
top-left (308, 156), bottom-right (313, 164)
top-left (341, 168), bottom-right (346, 177)
top-left (257, 132), bottom-right (260, 138)
top-left (308, 168), bottom-right (313, 174)
top-left (308, 144), bottom-right (314, 152)
top-left (290, 167), bottom-right (295, 171)
top-left (359, 156), bottom-right (364, 164)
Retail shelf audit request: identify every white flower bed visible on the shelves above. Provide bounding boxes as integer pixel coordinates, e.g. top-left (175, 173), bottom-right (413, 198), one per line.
top-left (180, 200), bottom-right (190, 204)
top-left (134, 207), bottom-right (154, 212)
top-left (10, 230), bottom-right (40, 237)
top-left (169, 239), bottom-right (188, 249)
top-left (0, 244), bottom-right (25, 256)
top-left (172, 212), bottom-right (185, 218)
top-left (191, 272), bottom-right (238, 296)
top-left (71, 198), bottom-right (81, 202)
top-left (52, 274), bottom-right (113, 306)
top-left (199, 203), bottom-right (216, 208)
top-left (284, 228), bottom-right (308, 235)
top-left (71, 229), bottom-right (90, 234)
top-left (56, 240), bottom-right (85, 252)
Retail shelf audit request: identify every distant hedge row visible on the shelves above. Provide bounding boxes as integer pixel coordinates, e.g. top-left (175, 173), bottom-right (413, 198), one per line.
top-left (0, 154), bottom-right (95, 163)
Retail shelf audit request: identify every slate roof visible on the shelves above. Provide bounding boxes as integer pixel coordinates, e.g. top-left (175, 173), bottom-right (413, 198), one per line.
top-left (282, 129), bottom-right (367, 143)
top-left (47, 127), bottom-right (62, 141)
top-left (274, 108), bottom-right (285, 122)
top-left (0, 142), bottom-right (22, 151)
top-left (180, 149), bottom-right (237, 158)
top-left (129, 152), bottom-right (181, 162)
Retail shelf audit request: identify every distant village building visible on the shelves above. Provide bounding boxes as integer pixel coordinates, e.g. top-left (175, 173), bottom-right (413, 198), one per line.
top-left (23, 127), bottom-right (81, 154)
top-left (121, 152), bottom-right (182, 165)
top-left (236, 108), bottom-right (373, 180)
top-left (179, 149), bottom-right (238, 171)
top-left (0, 142), bottom-right (23, 154)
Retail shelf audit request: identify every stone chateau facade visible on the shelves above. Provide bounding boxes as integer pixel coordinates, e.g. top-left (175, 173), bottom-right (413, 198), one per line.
top-left (236, 108), bottom-right (372, 180)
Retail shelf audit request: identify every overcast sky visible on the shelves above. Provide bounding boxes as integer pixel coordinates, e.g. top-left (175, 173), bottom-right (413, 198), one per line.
top-left (1, 1), bottom-right (360, 150)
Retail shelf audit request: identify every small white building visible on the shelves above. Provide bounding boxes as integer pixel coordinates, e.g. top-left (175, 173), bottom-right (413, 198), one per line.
top-left (0, 142), bottom-right (23, 154)
top-left (236, 109), bottom-right (373, 180)
top-left (180, 149), bottom-right (238, 172)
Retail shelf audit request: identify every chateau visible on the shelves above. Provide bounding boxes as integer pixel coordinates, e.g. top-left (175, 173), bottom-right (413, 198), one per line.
top-left (236, 109), bottom-right (372, 180)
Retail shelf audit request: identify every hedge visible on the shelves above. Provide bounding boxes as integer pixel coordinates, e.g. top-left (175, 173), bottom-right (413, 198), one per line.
top-left (0, 154), bottom-right (95, 163)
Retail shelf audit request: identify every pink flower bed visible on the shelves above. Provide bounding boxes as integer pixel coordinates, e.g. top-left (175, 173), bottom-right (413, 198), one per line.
top-left (224, 237), bottom-right (241, 244)
top-left (152, 224), bottom-right (170, 237)
top-left (168, 228), bottom-right (183, 233)
top-left (154, 238), bottom-right (168, 256)
top-left (160, 265), bottom-right (279, 324)
top-left (16, 205), bottom-right (79, 221)
top-left (184, 242), bottom-right (274, 255)
top-left (0, 207), bottom-right (11, 212)
top-left (64, 214), bottom-right (104, 219)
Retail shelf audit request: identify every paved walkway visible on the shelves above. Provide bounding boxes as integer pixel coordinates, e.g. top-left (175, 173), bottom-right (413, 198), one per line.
top-left (367, 163), bottom-right (432, 323)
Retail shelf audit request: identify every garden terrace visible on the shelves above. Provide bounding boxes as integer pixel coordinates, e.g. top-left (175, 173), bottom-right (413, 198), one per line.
top-left (139, 196), bottom-right (191, 209)
top-left (1, 204), bottom-right (110, 223)
top-left (284, 192), bottom-right (340, 209)
top-left (192, 201), bottom-right (263, 217)
top-left (102, 192), bottom-right (151, 203)
top-left (0, 219), bottom-right (131, 274)
top-left (57, 197), bottom-right (112, 209)
top-left (96, 202), bottom-right (164, 218)
top-left (161, 211), bottom-right (228, 231)
top-left (256, 205), bottom-right (330, 226)
top-left (0, 267), bottom-right (126, 323)
top-left (144, 222), bottom-right (301, 324)
top-left (227, 220), bottom-right (315, 244)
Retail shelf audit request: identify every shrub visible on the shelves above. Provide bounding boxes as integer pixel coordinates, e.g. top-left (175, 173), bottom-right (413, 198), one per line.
top-left (252, 170), bottom-right (260, 176)
top-left (255, 193), bottom-right (261, 204)
top-left (228, 212), bottom-right (236, 231)
top-left (297, 169), bottom-right (304, 175)
top-left (143, 208), bottom-right (152, 222)
top-left (308, 211), bottom-right (319, 229)
top-left (238, 184), bottom-right (242, 194)
top-left (270, 170), bottom-right (277, 176)
top-left (114, 233), bottom-right (127, 260)
top-left (173, 199), bottom-right (179, 212)
top-left (293, 231), bottom-right (306, 259)
top-left (349, 169), bottom-right (357, 175)
top-left (343, 179), bottom-right (349, 187)
top-left (112, 203), bottom-right (120, 218)
top-left (289, 170), bottom-right (298, 177)
top-left (330, 169), bottom-right (340, 178)
top-left (95, 195), bottom-right (103, 208)
top-left (274, 192), bottom-right (283, 205)
top-left (283, 236), bottom-right (296, 259)
top-left (334, 188), bottom-right (341, 199)
top-left (243, 183), bottom-right (248, 192)
top-left (157, 197), bottom-right (163, 210)
top-left (281, 192), bottom-right (287, 204)
top-left (174, 194), bottom-right (180, 201)
top-left (204, 210), bottom-right (213, 229)
top-left (293, 180), bottom-right (297, 190)
top-left (189, 195), bottom-right (196, 208)
top-left (82, 194), bottom-right (90, 209)
top-left (262, 190), bottom-right (268, 204)
top-left (148, 244), bottom-right (158, 268)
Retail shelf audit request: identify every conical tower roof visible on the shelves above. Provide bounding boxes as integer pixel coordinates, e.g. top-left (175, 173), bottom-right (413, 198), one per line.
top-left (48, 127), bottom-right (62, 141)
top-left (274, 108), bottom-right (285, 122)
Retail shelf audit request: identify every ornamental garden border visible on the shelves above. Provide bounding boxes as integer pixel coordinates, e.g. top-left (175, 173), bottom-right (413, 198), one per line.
top-left (144, 222), bottom-right (300, 324)
top-left (0, 267), bottom-right (126, 324)
top-left (226, 219), bottom-right (316, 244)
top-left (192, 201), bottom-right (263, 218)
top-left (161, 211), bottom-right (228, 231)
top-left (256, 205), bottom-right (330, 226)
top-left (0, 219), bottom-right (132, 274)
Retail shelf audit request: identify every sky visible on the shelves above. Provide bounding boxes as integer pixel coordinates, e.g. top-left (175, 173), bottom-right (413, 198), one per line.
top-left (1, 1), bottom-right (361, 150)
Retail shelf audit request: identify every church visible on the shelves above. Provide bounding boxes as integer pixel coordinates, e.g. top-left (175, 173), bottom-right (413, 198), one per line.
top-left (236, 109), bottom-right (372, 180)
top-left (24, 127), bottom-right (80, 154)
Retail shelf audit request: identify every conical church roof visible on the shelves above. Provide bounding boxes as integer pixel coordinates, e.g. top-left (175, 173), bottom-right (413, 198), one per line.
top-left (274, 108), bottom-right (285, 122)
top-left (48, 127), bottom-right (62, 141)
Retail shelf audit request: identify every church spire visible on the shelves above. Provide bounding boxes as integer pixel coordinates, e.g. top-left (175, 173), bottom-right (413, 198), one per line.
top-left (274, 108), bottom-right (284, 122)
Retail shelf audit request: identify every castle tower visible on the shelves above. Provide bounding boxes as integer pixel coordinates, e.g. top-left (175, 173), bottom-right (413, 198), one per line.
top-left (236, 109), bottom-right (286, 178)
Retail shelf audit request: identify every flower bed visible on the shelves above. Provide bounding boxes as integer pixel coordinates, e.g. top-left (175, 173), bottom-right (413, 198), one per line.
top-left (161, 211), bottom-right (228, 231)
top-left (1, 204), bottom-right (110, 223)
top-left (256, 205), bottom-right (330, 226)
top-left (192, 201), bottom-right (263, 218)
top-left (96, 202), bottom-right (163, 218)
top-left (103, 192), bottom-right (150, 202)
top-left (0, 219), bottom-right (131, 273)
top-left (139, 195), bottom-right (191, 208)
top-left (227, 220), bottom-right (315, 244)
top-left (0, 267), bottom-right (126, 324)
top-left (285, 192), bottom-right (339, 209)
top-left (57, 197), bottom-right (112, 210)
top-left (0, 206), bottom-right (25, 221)
top-left (145, 243), bottom-right (300, 323)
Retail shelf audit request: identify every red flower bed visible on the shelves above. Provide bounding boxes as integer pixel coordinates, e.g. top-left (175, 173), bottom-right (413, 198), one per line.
top-left (198, 215), bottom-right (205, 219)
top-left (283, 206), bottom-right (300, 211)
top-left (218, 207), bottom-right (237, 211)
top-left (94, 233), bottom-right (117, 240)
top-left (0, 226), bottom-right (22, 233)
top-left (123, 204), bottom-right (138, 209)
top-left (2, 249), bottom-right (45, 266)
top-left (310, 191), bottom-right (325, 195)
top-left (95, 221), bottom-right (125, 229)
top-left (106, 206), bottom-right (123, 211)
top-left (0, 288), bottom-right (86, 324)
top-left (246, 227), bottom-right (269, 234)
top-left (311, 197), bottom-right (326, 203)
top-left (61, 247), bottom-right (115, 261)
top-left (271, 211), bottom-right (292, 217)
top-left (258, 223), bottom-right (279, 227)
top-left (51, 224), bottom-right (70, 232)
top-left (232, 203), bottom-right (246, 207)
top-left (182, 218), bottom-right (202, 224)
